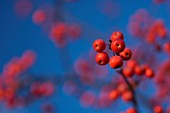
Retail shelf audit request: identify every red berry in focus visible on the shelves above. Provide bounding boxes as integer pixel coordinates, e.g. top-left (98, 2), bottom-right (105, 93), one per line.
top-left (95, 52), bottom-right (109, 65)
top-left (122, 91), bottom-right (133, 102)
top-left (145, 68), bottom-right (154, 78)
top-left (126, 108), bottom-right (137, 113)
top-left (135, 65), bottom-right (145, 76)
top-left (120, 48), bottom-right (132, 60)
top-left (109, 56), bottom-right (123, 69)
top-left (163, 42), bottom-right (170, 54)
top-left (110, 31), bottom-right (124, 41)
top-left (154, 105), bottom-right (163, 113)
top-left (93, 39), bottom-right (106, 52)
top-left (111, 39), bottom-right (125, 53)
top-left (123, 67), bottom-right (134, 77)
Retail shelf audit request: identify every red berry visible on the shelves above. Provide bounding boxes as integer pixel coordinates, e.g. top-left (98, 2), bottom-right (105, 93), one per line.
top-left (154, 105), bottom-right (163, 113)
top-left (163, 42), bottom-right (170, 54)
top-left (111, 39), bottom-right (125, 53)
top-left (109, 56), bottom-right (123, 69)
top-left (120, 48), bottom-right (132, 60)
top-left (126, 60), bottom-right (137, 68)
top-left (93, 39), bottom-right (106, 52)
top-left (122, 91), bottom-right (133, 102)
top-left (123, 67), bottom-right (134, 77)
top-left (109, 90), bottom-right (119, 101)
top-left (135, 65), bottom-right (145, 76)
top-left (95, 52), bottom-right (109, 65)
top-left (110, 31), bottom-right (124, 41)
top-left (126, 108), bottom-right (137, 113)
top-left (145, 68), bottom-right (154, 78)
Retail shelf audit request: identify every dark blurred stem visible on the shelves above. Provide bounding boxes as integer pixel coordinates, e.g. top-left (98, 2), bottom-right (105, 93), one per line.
top-left (117, 69), bottom-right (139, 112)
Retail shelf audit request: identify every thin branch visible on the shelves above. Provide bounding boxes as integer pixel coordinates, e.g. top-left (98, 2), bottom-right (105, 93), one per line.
top-left (116, 69), bottom-right (139, 111)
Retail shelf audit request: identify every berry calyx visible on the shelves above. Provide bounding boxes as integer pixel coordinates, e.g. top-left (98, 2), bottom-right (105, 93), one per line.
top-left (109, 56), bottom-right (123, 69)
top-left (120, 48), bottom-right (132, 60)
top-left (93, 39), bottom-right (106, 52)
top-left (95, 52), bottom-right (109, 65)
top-left (111, 39), bottom-right (125, 53)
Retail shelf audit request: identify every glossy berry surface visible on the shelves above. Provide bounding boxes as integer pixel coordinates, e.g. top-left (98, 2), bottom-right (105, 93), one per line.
top-left (120, 48), bottom-right (132, 60)
top-left (95, 52), bottom-right (109, 65)
top-left (109, 56), bottom-right (123, 69)
top-left (93, 39), bottom-right (106, 52)
top-left (111, 39), bottom-right (125, 53)
top-left (110, 31), bottom-right (124, 41)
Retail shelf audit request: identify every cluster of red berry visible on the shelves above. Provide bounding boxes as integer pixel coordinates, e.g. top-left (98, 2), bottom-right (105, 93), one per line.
top-left (93, 31), bottom-right (132, 69)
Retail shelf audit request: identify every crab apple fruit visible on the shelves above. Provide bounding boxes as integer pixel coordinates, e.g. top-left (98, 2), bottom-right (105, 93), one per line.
top-left (122, 91), bottom-right (133, 102)
top-left (109, 90), bottom-right (119, 101)
top-left (93, 39), bottom-right (106, 52)
top-left (126, 108), bottom-right (137, 113)
top-left (154, 105), bottom-right (163, 113)
top-left (145, 68), bottom-right (155, 78)
top-left (110, 31), bottom-right (124, 41)
top-left (95, 52), bottom-right (109, 65)
top-left (120, 48), bottom-right (132, 60)
top-left (109, 56), bottom-right (123, 69)
top-left (135, 65), bottom-right (145, 76)
top-left (111, 39), bottom-right (125, 53)
top-left (123, 67), bottom-right (134, 77)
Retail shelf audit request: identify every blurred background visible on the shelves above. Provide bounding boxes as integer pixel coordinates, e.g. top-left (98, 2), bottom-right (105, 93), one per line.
top-left (1, 0), bottom-right (170, 113)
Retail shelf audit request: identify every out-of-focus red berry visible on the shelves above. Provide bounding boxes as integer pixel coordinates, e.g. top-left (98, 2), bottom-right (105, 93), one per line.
top-left (154, 105), bottom-right (163, 113)
top-left (126, 107), bottom-right (137, 113)
top-left (163, 42), bottom-right (170, 54)
top-left (93, 39), bottom-right (106, 52)
top-left (122, 91), bottom-right (133, 102)
top-left (126, 60), bottom-right (137, 68)
top-left (108, 90), bottom-right (119, 101)
top-left (109, 56), bottom-right (123, 69)
top-left (145, 68), bottom-right (155, 78)
top-left (110, 31), bottom-right (124, 41)
top-left (120, 48), bottom-right (132, 60)
top-left (123, 67), bottom-right (134, 77)
top-left (135, 65), bottom-right (145, 76)
top-left (95, 52), bottom-right (109, 65)
top-left (117, 83), bottom-right (128, 94)
top-left (32, 10), bottom-right (46, 25)
top-left (80, 91), bottom-right (96, 108)
top-left (111, 39), bottom-right (125, 53)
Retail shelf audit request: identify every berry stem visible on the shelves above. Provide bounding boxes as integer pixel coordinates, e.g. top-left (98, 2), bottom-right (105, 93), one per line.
top-left (117, 69), bottom-right (139, 112)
